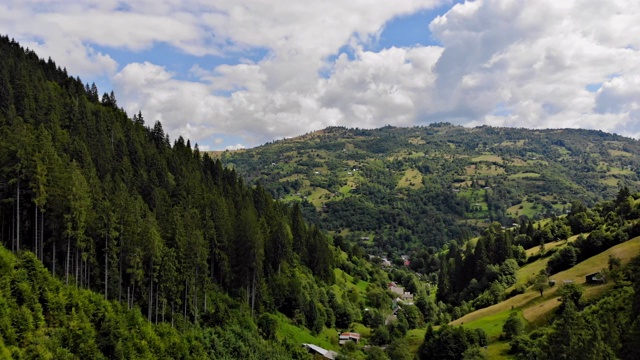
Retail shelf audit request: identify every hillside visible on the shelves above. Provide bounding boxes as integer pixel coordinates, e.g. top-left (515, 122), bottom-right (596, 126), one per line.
top-left (0, 35), bottom-right (397, 359)
top-left (217, 125), bottom-right (640, 253)
top-left (442, 237), bottom-right (640, 360)
top-left (0, 245), bottom-right (310, 359)
top-left (2, 35), bottom-right (449, 360)
top-left (403, 189), bottom-right (640, 360)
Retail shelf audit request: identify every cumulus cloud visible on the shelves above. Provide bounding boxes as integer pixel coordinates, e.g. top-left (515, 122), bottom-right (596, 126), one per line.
top-left (425, 0), bottom-right (640, 138)
top-left (3, 0), bottom-right (640, 147)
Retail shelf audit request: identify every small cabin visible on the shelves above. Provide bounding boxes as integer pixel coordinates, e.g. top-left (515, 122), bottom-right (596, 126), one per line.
top-left (585, 272), bottom-right (606, 284)
top-left (339, 332), bottom-right (361, 345)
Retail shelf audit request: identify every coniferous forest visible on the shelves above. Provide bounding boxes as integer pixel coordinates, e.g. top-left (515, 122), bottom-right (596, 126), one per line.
top-left (2, 34), bottom-right (640, 360)
top-left (0, 35), bottom-right (335, 359)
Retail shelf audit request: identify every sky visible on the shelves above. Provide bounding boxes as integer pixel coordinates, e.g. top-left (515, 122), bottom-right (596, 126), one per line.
top-left (2, 0), bottom-right (640, 150)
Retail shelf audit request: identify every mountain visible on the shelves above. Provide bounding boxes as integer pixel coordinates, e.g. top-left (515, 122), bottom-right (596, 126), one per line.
top-left (217, 125), bottom-right (640, 253)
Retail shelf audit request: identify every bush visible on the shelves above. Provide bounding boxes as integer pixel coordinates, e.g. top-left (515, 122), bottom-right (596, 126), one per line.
top-left (546, 247), bottom-right (577, 274)
top-left (257, 313), bottom-right (278, 340)
top-left (502, 312), bottom-right (525, 340)
top-left (371, 326), bottom-right (390, 346)
top-left (507, 284), bottom-right (526, 298)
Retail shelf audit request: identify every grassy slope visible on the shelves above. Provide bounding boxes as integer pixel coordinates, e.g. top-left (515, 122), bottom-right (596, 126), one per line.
top-left (445, 236), bottom-right (640, 359)
top-left (276, 260), bottom-right (377, 353)
top-left (275, 312), bottom-right (339, 350)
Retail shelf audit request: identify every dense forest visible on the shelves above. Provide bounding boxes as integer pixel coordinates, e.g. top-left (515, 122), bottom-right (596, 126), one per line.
top-left (0, 35), bottom-right (344, 358)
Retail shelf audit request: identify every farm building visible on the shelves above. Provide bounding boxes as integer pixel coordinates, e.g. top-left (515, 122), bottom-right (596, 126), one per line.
top-left (302, 344), bottom-right (338, 359)
top-left (339, 332), bottom-right (361, 345)
top-left (585, 272), bottom-right (606, 284)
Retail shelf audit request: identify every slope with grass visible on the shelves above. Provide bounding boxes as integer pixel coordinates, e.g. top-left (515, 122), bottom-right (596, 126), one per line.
top-left (445, 236), bottom-right (640, 359)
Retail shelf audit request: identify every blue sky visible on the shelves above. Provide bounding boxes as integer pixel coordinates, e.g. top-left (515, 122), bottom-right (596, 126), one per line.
top-left (2, 0), bottom-right (640, 149)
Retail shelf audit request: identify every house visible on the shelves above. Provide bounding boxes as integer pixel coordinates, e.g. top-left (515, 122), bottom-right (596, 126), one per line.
top-left (585, 272), bottom-right (606, 284)
top-left (302, 344), bottom-right (338, 360)
top-left (389, 284), bottom-right (405, 296)
top-left (339, 332), bottom-right (361, 345)
top-left (389, 283), bottom-right (414, 302)
top-left (401, 291), bottom-right (414, 302)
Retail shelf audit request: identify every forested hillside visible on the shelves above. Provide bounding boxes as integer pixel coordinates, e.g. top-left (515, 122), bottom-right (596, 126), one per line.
top-left (414, 189), bottom-right (640, 359)
top-left (0, 35), bottom-right (344, 358)
top-left (218, 125), bottom-right (640, 255)
top-left (0, 246), bottom-right (308, 359)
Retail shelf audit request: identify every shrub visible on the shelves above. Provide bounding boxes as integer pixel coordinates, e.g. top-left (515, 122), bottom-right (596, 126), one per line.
top-left (546, 247), bottom-right (577, 274)
top-left (502, 312), bottom-right (525, 340)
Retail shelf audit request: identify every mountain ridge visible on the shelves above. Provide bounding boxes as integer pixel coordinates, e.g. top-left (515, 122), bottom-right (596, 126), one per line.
top-left (217, 124), bottom-right (640, 254)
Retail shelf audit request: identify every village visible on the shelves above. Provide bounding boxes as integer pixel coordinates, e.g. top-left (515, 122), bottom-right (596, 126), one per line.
top-left (302, 258), bottom-right (417, 359)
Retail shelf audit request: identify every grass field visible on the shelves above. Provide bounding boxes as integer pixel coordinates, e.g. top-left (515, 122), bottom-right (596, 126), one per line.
top-left (333, 268), bottom-right (370, 297)
top-left (526, 159), bottom-right (549, 165)
top-left (460, 309), bottom-right (523, 340)
top-left (276, 312), bottom-right (339, 350)
top-left (508, 172), bottom-right (541, 179)
top-left (308, 188), bottom-right (330, 208)
top-left (513, 257), bottom-right (550, 288)
top-left (472, 154), bottom-right (504, 163)
top-left (448, 236), bottom-right (640, 359)
top-left (508, 158), bottom-right (528, 166)
top-left (466, 164), bottom-right (506, 176)
top-left (486, 341), bottom-right (511, 358)
top-left (520, 236), bottom-right (640, 325)
top-left (507, 201), bottom-right (540, 218)
top-left (397, 168), bottom-right (423, 189)
top-left (551, 145), bottom-right (570, 156)
top-left (607, 167), bottom-right (634, 175)
top-left (406, 328), bottom-right (426, 354)
top-left (524, 234), bottom-right (580, 257)
top-left (600, 178), bottom-right (619, 186)
top-left (608, 149), bottom-right (634, 157)
top-left (499, 140), bottom-right (526, 147)
top-left (339, 184), bottom-right (354, 195)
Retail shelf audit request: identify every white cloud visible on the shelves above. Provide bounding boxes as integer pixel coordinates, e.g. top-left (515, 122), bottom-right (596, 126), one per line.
top-left (225, 144), bottom-right (246, 151)
top-left (4, 0), bottom-right (640, 148)
top-left (595, 75), bottom-right (640, 114)
top-left (424, 0), bottom-right (640, 138)
top-left (113, 61), bottom-right (226, 141)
